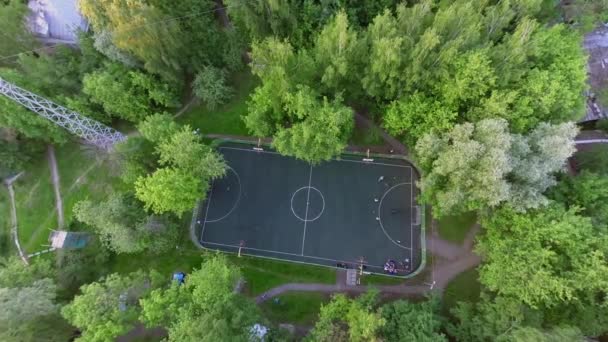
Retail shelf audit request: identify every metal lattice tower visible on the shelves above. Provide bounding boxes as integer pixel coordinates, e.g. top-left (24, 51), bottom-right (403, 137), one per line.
top-left (0, 77), bottom-right (126, 148)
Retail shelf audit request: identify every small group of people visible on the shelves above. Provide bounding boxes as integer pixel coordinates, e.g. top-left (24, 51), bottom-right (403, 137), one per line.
top-left (384, 259), bottom-right (398, 274)
top-left (384, 258), bottom-right (411, 274)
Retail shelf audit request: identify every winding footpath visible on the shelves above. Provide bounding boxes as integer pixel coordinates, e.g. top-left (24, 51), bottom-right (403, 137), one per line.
top-left (4, 172), bottom-right (28, 264)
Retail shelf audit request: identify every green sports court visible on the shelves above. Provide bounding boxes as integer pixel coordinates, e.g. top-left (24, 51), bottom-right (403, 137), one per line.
top-left (195, 142), bottom-right (423, 277)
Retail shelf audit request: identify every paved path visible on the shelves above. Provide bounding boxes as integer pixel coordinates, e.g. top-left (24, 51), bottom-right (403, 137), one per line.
top-left (47, 145), bottom-right (64, 229)
top-left (4, 172), bottom-right (28, 264)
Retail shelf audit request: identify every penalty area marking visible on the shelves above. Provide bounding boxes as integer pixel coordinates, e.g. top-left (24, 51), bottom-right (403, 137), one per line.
top-left (204, 167), bottom-right (242, 223)
top-left (377, 182), bottom-right (413, 251)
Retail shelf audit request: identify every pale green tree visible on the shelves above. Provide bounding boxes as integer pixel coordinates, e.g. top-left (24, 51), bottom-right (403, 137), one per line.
top-left (74, 193), bottom-right (178, 254)
top-left (415, 119), bottom-right (513, 216)
top-left (193, 66), bottom-right (234, 110)
top-left (508, 122), bottom-right (578, 211)
top-left (416, 119), bottom-right (577, 216)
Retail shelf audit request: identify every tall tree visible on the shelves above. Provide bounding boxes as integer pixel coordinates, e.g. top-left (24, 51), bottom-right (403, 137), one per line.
top-left (62, 271), bottom-right (163, 342)
top-left (477, 204), bottom-right (608, 308)
top-left (380, 297), bottom-right (446, 341)
top-left (415, 119), bottom-right (577, 216)
top-left (83, 63), bottom-right (179, 122)
top-left (307, 291), bottom-right (385, 342)
top-left (140, 255), bottom-right (264, 342)
top-left (0, 0), bottom-right (38, 66)
top-left (549, 171), bottom-right (608, 226)
top-left (74, 193), bottom-right (178, 254)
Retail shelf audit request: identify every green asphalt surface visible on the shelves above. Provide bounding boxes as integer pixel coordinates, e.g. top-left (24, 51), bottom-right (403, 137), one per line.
top-left (197, 143), bottom-right (421, 276)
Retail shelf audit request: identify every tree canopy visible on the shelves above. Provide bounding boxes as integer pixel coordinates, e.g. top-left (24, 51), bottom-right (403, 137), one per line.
top-left (415, 119), bottom-right (577, 216)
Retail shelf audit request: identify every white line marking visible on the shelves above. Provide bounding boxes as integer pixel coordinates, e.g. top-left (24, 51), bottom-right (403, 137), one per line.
top-left (377, 182), bottom-right (413, 251)
top-left (204, 167), bottom-right (242, 223)
top-left (301, 165), bottom-right (313, 255)
top-left (201, 240), bottom-right (389, 270)
top-left (200, 179), bottom-right (216, 241)
top-left (410, 182), bottom-right (414, 268)
top-left (219, 146), bottom-right (411, 169)
top-left (290, 186), bottom-right (325, 222)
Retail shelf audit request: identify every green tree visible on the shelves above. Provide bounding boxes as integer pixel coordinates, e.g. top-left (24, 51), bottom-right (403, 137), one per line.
top-left (575, 144), bottom-right (608, 175)
top-left (415, 119), bottom-right (577, 216)
top-left (314, 10), bottom-right (363, 95)
top-left (549, 171), bottom-right (608, 226)
top-left (0, 69), bottom-right (68, 143)
top-left (62, 271), bottom-right (162, 342)
top-left (272, 87), bottom-right (354, 164)
top-left (140, 255), bottom-right (263, 342)
top-left (74, 193), bottom-right (178, 254)
top-left (0, 278), bottom-right (68, 341)
top-left (83, 63), bottom-right (179, 122)
top-left (135, 168), bottom-right (203, 217)
top-left (0, 0), bottom-right (37, 66)
top-left (380, 297), bottom-right (446, 342)
top-left (307, 292), bottom-right (385, 342)
top-left (193, 66), bottom-right (234, 110)
top-left (477, 204), bottom-right (608, 308)
top-left (0, 256), bottom-right (54, 288)
top-left (448, 293), bottom-right (541, 342)
top-left (137, 112), bottom-right (179, 144)
top-left (383, 92), bottom-right (457, 144)
top-left (156, 127), bottom-right (226, 178)
top-left (502, 325), bottom-right (585, 342)
top-left (415, 119), bottom-right (513, 216)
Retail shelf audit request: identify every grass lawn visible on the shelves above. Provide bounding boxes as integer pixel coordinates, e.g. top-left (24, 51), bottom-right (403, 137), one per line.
top-left (260, 292), bottom-right (329, 325)
top-left (359, 274), bottom-right (404, 286)
top-left (14, 150), bottom-right (56, 252)
top-left (14, 142), bottom-right (124, 253)
top-left (177, 70), bottom-right (257, 136)
top-left (232, 256), bottom-right (337, 296)
top-left (437, 211), bottom-right (477, 244)
top-left (349, 125), bottom-right (384, 146)
top-left (442, 268), bottom-right (481, 315)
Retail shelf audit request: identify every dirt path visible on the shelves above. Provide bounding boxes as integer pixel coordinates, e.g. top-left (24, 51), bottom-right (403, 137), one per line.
top-left (354, 113), bottom-right (409, 155)
top-left (4, 172), bottom-right (28, 264)
top-left (47, 145), bottom-right (64, 229)
top-left (255, 283), bottom-right (429, 304)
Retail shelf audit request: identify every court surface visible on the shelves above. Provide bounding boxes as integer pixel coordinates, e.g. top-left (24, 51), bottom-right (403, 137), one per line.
top-left (196, 142), bottom-right (422, 277)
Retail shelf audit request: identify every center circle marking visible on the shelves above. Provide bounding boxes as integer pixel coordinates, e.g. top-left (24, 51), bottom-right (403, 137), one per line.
top-left (290, 186), bottom-right (325, 222)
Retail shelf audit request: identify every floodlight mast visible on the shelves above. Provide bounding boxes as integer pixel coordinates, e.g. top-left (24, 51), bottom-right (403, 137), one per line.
top-left (0, 77), bottom-right (126, 149)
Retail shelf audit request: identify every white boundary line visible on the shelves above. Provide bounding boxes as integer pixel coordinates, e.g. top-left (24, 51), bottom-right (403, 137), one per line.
top-left (410, 180), bottom-right (414, 267)
top-left (201, 240), bottom-right (388, 270)
top-left (219, 146), bottom-right (411, 169)
top-left (204, 167), bottom-right (242, 223)
top-left (301, 165), bottom-right (313, 255)
top-left (377, 182), bottom-right (413, 251)
top-left (200, 178), bottom-right (215, 241)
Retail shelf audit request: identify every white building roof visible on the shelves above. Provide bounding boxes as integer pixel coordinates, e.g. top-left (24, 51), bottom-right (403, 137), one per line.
top-left (28, 0), bottom-right (88, 42)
